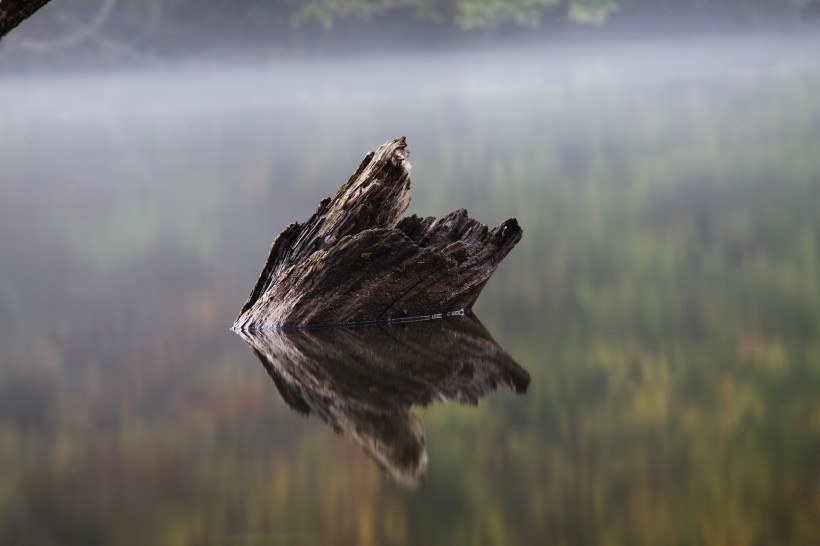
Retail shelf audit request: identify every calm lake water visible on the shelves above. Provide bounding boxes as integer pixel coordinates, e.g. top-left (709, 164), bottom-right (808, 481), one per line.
top-left (1, 33), bottom-right (820, 545)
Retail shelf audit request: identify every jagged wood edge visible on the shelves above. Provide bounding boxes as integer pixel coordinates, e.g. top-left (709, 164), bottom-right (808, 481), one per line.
top-left (234, 137), bottom-right (521, 330)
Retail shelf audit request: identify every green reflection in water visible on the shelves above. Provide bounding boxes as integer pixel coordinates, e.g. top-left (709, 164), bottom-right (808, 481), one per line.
top-left (0, 70), bottom-right (819, 545)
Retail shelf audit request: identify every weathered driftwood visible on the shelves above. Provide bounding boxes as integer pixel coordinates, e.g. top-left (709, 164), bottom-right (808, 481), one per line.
top-left (237, 313), bottom-right (530, 486)
top-left (234, 137), bottom-right (522, 330)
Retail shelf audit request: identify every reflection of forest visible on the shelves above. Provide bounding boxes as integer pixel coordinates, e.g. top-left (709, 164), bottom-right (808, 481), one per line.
top-left (0, 70), bottom-right (819, 543)
top-left (237, 315), bottom-right (529, 486)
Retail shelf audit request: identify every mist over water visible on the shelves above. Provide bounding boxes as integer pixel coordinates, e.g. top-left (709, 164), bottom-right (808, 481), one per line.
top-left (2, 16), bottom-right (820, 546)
top-left (3, 30), bottom-right (820, 120)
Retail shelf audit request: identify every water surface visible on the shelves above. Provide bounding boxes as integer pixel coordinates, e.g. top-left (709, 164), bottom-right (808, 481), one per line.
top-left (1, 32), bottom-right (820, 545)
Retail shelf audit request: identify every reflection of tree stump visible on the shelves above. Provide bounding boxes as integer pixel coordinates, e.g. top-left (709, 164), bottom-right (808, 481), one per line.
top-left (234, 137), bottom-right (522, 330)
top-left (237, 313), bottom-right (530, 486)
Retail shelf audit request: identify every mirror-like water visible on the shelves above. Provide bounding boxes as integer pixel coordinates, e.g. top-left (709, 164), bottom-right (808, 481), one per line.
top-left (1, 32), bottom-right (819, 545)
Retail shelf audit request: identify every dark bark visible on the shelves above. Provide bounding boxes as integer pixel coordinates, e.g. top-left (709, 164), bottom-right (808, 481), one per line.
top-left (0, 1), bottom-right (53, 40)
top-left (234, 137), bottom-right (522, 330)
top-left (237, 312), bottom-right (530, 486)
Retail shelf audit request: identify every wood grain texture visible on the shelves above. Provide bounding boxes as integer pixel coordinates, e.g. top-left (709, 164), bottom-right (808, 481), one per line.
top-left (234, 137), bottom-right (522, 330)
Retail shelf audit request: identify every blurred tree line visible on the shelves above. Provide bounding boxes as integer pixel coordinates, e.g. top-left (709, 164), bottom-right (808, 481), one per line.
top-left (4, 0), bottom-right (814, 64)
top-left (12, 0), bottom-right (820, 53)
top-left (267, 0), bottom-right (820, 28)
top-left (122, 0), bottom-right (820, 29)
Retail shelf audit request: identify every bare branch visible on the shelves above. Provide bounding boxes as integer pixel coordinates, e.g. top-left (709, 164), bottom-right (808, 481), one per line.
top-left (0, 0), bottom-right (54, 40)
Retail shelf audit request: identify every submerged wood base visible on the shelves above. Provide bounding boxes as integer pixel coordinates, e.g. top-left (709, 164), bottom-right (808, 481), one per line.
top-left (234, 137), bottom-right (521, 330)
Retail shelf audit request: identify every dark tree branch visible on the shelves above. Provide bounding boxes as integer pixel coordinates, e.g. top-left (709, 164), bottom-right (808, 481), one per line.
top-left (0, 0), bottom-right (53, 40)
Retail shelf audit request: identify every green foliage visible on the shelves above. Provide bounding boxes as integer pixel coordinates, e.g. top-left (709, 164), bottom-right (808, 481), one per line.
top-left (568, 0), bottom-right (620, 25)
top-left (290, 0), bottom-right (401, 29)
top-left (59, 0), bottom-right (820, 36)
top-left (284, 0), bottom-right (566, 29)
top-left (452, 0), bottom-right (560, 29)
top-left (279, 0), bottom-right (820, 29)
top-left (280, 0), bottom-right (818, 28)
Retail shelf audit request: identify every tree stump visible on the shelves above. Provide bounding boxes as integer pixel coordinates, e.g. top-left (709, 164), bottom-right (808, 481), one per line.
top-left (234, 137), bottom-right (522, 330)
